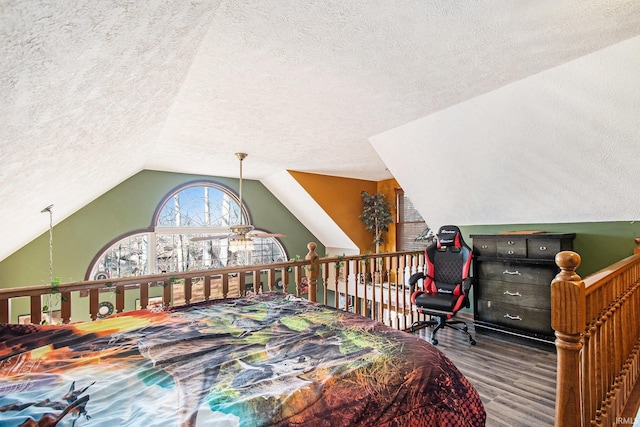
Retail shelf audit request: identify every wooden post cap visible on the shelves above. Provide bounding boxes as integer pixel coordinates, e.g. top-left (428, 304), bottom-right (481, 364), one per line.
top-left (307, 242), bottom-right (317, 255)
top-left (555, 251), bottom-right (581, 282)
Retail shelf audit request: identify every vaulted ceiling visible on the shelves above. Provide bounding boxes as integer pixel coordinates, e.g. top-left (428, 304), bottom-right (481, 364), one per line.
top-left (2, 1), bottom-right (640, 261)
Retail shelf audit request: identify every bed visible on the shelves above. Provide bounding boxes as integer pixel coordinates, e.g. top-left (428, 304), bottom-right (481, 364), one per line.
top-left (0, 292), bottom-right (485, 427)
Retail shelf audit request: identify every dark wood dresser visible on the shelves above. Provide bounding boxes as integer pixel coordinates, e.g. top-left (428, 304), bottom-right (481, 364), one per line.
top-left (470, 232), bottom-right (575, 342)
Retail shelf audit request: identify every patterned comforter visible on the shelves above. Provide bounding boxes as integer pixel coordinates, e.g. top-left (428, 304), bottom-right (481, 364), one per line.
top-left (0, 293), bottom-right (485, 426)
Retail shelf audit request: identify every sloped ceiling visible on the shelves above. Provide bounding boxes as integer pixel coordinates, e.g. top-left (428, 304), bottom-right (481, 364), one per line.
top-left (372, 35), bottom-right (640, 229)
top-left (1, 0), bottom-right (639, 262)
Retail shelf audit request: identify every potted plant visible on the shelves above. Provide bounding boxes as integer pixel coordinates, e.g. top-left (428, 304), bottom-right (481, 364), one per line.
top-left (359, 191), bottom-right (394, 253)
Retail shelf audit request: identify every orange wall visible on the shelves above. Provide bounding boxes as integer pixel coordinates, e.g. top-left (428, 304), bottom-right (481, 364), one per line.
top-left (289, 171), bottom-right (398, 253)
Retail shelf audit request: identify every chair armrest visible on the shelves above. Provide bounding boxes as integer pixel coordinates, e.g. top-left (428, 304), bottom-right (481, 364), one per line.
top-left (461, 277), bottom-right (473, 308)
top-left (408, 272), bottom-right (426, 291)
top-left (462, 277), bottom-right (473, 293)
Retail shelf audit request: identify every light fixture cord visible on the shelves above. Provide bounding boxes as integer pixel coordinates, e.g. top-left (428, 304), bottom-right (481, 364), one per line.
top-left (41, 205), bottom-right (54, 322)
top-left (48, 208), bottom-right (53, 287)
top-left (238, 155), bottom-right (243, 225)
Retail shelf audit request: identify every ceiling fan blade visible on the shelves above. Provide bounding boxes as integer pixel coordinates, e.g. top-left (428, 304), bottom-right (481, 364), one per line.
top-left (208, 226), bottom-right (233, 232)
top-left (248, 232), bottom-right (286, 238)
top-left (191, 235), bottom-right (230, 242)
top-left (229, 233), bottom-right (248, 240)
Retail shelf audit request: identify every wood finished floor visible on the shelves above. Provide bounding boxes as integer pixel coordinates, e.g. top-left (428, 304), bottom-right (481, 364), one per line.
top-left (413, 322), bottom-right (558, 427)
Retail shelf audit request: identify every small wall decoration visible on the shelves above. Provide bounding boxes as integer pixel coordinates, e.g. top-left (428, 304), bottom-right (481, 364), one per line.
top-left (97, 301), bottom-right (114, 318)
top-left (94, 271), bottom-right (109, 280)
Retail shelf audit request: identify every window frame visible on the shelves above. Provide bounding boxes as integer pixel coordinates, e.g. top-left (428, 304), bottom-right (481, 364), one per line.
top-left (87, 180), bottom-right (287, 280)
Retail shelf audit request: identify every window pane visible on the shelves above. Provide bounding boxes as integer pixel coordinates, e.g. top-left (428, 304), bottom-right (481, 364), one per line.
top-left (90, 234), bottom-right (148, 279)
top-left (156, 185), bottom-right (243, 228)
top-left (249, 236), bottom-right (287, 264)
top-left (396, 190), bottom-right (432, 251)
top-left (397, 194), bottom-right (424, 223)
top-left (156, 233), bottom-right (287, 271)
top-left (398, 223), bottom-right (432, 251)
top-left (155, 233), bottom-right (230, 273)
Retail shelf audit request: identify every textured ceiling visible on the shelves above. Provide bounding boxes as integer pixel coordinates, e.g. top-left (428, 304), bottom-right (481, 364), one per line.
top-left (1, 0), bottom-right (640, 261)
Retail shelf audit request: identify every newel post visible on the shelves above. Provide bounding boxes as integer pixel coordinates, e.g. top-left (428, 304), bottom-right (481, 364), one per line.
top-left (634, 237), bottom-right (640, 255)
top-left (305, 242), bottom-right (319, 302)
top-left (552, 251), bottom-right (586, 427)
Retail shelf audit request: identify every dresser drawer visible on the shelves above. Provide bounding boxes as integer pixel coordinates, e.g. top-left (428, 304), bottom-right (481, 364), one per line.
top-left (477, 279), bottom-right (550, 309)
top-left (473, 237), bottom-right (496, 257)
top-left (496, 238), bottom-right (527, 258)
top-left (527, 238), bottom-right (562, 260)
top-left (476, 261), bottom-right (557, 286)
top-left (476, 300), bottom-right (552, 335)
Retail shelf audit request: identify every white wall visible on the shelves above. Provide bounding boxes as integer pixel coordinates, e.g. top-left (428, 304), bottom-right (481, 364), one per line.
top-left (371, 36), bottom-right (640, 230)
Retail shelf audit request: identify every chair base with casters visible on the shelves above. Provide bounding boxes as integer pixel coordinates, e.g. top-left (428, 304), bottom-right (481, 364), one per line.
top-left (409, 282), bottom-right (477, 345)
top-left (410, 313), bottom-right (476, 346)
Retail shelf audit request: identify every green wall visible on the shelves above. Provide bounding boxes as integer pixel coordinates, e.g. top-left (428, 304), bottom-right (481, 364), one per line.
top-left (0, 170), bottom-right (324, 321)
top-left (434, 222), bottom-right (640, 316)
top-left (460, 222), bottom-right (640, 277)
top-left (2, 169), bottom-right (638, 322)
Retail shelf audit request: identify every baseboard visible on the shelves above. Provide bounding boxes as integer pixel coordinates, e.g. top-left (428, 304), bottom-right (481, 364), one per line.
top-left (456, 311), bottom-right (474, 321)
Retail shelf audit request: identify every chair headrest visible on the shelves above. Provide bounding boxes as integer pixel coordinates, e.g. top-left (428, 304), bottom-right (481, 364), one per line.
top-left (436, 225), bottom-right (464, 249)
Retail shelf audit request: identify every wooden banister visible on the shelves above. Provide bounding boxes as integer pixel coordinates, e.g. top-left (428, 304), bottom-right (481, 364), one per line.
top-left (0, 245), bottom-right (424, 330)
top-left (553, 239), bottom-right (640, 427)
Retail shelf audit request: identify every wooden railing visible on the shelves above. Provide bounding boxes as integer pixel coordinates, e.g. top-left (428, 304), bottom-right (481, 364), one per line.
top-left (0, 243), bottom-right (424, 329)
top-left (313, 244), bottom-right (425, 330)
top-left (552, 238), bottom-right (640, 427)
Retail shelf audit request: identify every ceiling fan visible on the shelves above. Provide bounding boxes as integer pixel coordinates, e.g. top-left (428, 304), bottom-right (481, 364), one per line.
top-left (190, 152), bottom-right (285, 251)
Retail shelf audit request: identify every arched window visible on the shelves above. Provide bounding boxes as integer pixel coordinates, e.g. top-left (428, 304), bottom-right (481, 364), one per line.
top-left (88, 182), bottom-right (286, 280)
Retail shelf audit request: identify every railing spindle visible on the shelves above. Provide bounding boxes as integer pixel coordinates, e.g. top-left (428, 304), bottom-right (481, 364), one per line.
top-left (116, 285), bottom-right (125, 313)
top-left (30, 296), bottom-right (42, 325)
top-left (61, 291), bottom-right (71, 324)
top-left (0, 299), bottom-right (8, 323)
top-left (89, 289), bottom-right (99, 320)
top-left (184, 277), bottom-right (192, 305)
top-left (163, 279), bottom-right (171, 307)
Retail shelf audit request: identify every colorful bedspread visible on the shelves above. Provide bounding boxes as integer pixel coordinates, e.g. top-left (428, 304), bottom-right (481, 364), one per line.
top-left (0, 293), bottom-right (485, 426)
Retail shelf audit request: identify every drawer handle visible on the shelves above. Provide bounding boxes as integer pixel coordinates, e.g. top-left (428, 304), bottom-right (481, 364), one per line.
top-left (507, 240), bottom-right (515, 245)
top-left (502, 270), bottom-right (521, 275)
top-left (539, 246), bottom-right (548, 251)
top-left (504, 313), bottom-right (522, 320)
top-left (507, 250), bottom-right (515, 255)
top-left (481, 244), bottom-right (489, 249)
top-left (503, 290), bottom-right (522, 297)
